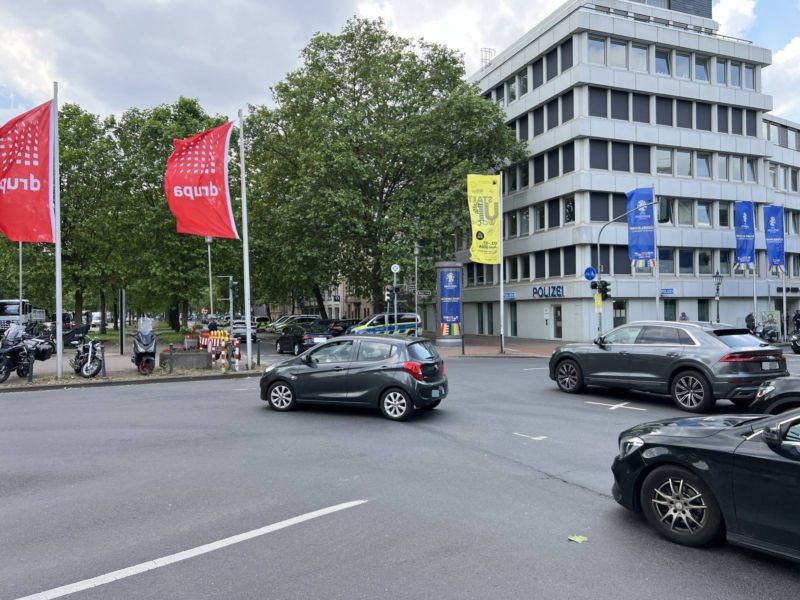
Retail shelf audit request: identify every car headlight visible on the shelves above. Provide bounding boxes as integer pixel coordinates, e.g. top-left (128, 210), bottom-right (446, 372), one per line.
top-left (619, 436), bottom-right (644, 458)
top-left (756, 383), bottom-right (775, 399)
top-left (264, 364), bottom-right (276, 374)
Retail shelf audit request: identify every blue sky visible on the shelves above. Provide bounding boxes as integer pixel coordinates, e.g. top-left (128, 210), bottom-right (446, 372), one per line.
top-left (746, 0), bottom-right (798, 49)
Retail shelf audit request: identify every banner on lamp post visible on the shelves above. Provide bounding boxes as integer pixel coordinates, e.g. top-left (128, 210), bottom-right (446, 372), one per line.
top-left (734, 201), bottom-right (755, 270)
top-left (467, 174), bottom-right (500, 265)
top-left (0, 100), bottom-right (54, 243)
top-left (764, 205), bottom-right (785, 271)
top-left (626, 187), bottom-right (655, 268)
top-left (164, 121), bottom-right (239, 239)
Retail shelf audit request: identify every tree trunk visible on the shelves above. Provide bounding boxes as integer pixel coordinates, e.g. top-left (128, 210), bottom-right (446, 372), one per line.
top-left (99, 290), bottom-right (107, 334)
top-left (112, 299), bottom-right (118, 331)
top-left (75, 289), bottom-right (84, 326)
top-left (181, 299), bottom-right (189, 329)
top-left (313, 284), bottom-right (328, 320)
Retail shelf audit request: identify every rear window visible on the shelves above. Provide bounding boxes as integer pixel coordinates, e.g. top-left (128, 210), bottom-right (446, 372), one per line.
top-left (407, 341), bottom-right (439, 361)
top-left (713, 329), bottom-right (766, 348)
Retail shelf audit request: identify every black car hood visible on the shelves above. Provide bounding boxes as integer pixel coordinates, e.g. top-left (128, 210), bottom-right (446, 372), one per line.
top-left (624, 415), bottom-right (765, 439)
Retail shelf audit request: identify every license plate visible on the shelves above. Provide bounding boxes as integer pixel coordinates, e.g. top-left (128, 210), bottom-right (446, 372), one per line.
top-left (313, 337), bottom-right (327, 343)
top-left (762, 361), bottom-right (779, 370)
top-left (431, 388), bottom-right (440, 398)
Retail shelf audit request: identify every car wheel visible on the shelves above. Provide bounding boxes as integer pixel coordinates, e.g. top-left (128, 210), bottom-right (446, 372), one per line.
top-left (639, 466), bottom-right (724, 547)
top-left (275, 341), bottom-right (282, 354)
top-left (380, 388), bottom-right (414, 421)
top-left (293, 343), bottom-right (301, 356)
top-left (555, 359), bottom-right (584, 393)
top-left (670, 371), bottom-right (714, 412)
top-left (267, 381), bottom-right (296, 411)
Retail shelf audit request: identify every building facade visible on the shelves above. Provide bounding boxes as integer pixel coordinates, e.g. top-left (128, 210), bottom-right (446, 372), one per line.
top-left (458, 0), bottom-right (800, 341)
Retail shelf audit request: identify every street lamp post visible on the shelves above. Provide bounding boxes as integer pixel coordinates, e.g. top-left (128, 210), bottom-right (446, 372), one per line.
top-left (206, 236), bottom-right (214, 317)
top-left (713, 271), bottom-right (723, 323)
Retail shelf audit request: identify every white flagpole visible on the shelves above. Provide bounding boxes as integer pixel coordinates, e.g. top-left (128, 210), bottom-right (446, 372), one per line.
top-left (499, 173), bottom-right (505, 353)
top-left (18, 242), bottom-right (23, 325)
top-left (53, 81), bottom-right (63, 377)
top-left (238, 109), bottom-right (253, 370)
top-left (782, 206), bottom-right (788, 340)
top-left (652, 185), bottom-right (660, 319)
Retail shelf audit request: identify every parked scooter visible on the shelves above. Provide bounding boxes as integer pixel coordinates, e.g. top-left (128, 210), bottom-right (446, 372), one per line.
top-left (131, 317), bottom-right (159, 375)
top-left (755, 321), bottom-right (780, 344)
top-left (68, 325), bottom-right (104, 378)
top-left (0, 324), bottom-right (55, 383)
top-left (790, 329), bottom-right (800, 354)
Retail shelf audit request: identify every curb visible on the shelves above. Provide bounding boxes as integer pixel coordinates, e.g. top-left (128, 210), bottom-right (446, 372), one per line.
top-left (0, 369), bottom-right (265, 394)
top-left (443, 353), bottom-right (551, 359)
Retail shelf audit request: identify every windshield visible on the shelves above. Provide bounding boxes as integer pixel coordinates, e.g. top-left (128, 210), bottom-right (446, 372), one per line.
top-left (137, 318), bottom-right (153, 334)
top-left (714, 329), bottom-right (767, 348)
top-left (407, 341), bottom-right (439, 361)
top-left (0, 302), bottom-right (20, 316)
top-left (3, 324), bottom-right (24, 341)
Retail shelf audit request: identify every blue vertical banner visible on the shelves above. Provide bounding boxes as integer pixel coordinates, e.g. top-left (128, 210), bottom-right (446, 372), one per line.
top-left (438, 268), bottom-right (461, 336)
top-left (734, 201), bottom-right (755, 269)
top-left (626, 187), bottom-right (655, 267)
top-left (764, 205), bottom-right (785, 271)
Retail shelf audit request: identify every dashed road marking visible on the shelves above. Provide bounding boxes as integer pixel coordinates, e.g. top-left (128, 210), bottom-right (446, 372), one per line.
top-left (585, 401), bottom-right (647, 412)
top-left (522, 367), bottom-right (548, 371)
top-left (16, 500), bottom-right (368, 600)
top-left (513, 432), bottom-right (548, 441)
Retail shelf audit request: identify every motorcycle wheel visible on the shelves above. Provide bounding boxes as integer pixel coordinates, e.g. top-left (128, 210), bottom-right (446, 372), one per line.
top-left (0, 358), bottom-right (10, 383)
top-left (81, 358), bottom-right (103, 378)
top-left (139, 358), bottom-right (155, 375)
top-left (16, 364), bottom-right (29, 378)
top-left (793, 345), bottom-right (800, 355)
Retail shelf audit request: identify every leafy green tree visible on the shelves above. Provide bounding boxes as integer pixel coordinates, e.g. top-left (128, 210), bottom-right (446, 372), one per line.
top-left (246, 17), bottom-right (525, 312)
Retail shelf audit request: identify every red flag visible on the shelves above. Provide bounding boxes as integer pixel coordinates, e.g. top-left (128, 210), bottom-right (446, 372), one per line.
top-left (164, 121), bottom-right (239, 239)
top-left (0, 100), bottom-right (54, 243)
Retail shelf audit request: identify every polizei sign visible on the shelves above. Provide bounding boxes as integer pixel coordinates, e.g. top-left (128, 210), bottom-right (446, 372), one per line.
top-left (532, 285), bottom-right (564, 298)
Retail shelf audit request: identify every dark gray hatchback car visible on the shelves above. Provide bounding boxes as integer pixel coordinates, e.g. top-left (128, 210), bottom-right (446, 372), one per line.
top-left (260, 335), bottom-right (447, 421)
top-left (548, 321), bottom-right (788, 412)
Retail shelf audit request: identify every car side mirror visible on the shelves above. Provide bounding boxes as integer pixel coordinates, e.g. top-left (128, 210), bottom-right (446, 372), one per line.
top-left (594, 336), bottom-right (605, 348)
top-left (762, 425), bottom-right (783, 448)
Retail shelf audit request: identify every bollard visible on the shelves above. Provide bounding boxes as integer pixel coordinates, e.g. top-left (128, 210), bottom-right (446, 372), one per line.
top-left (169, 343), bottom-right (174, 374)
top-left (100, 343), bottom-right (107, 378)
top-left (256, 339), bottom-right (261, 367)
top-left (227, 341), bottom-right (234, 372)
top-left (27, 355), bottom-right (33, 384)
top-left (461, 334), bottom-right (465, 356)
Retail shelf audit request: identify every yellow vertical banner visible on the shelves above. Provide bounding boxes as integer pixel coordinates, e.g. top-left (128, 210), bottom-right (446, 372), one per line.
top-left (467, 174), bottom-right (501, 265)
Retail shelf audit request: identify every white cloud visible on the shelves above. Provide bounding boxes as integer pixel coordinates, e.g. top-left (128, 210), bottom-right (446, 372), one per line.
top-left (712, 0), bottom-right (756, 39)
top-left (763, 36), bottom-right (800, 121)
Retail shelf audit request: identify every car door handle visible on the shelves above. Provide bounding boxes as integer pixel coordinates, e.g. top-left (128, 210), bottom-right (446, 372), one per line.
top-left (619, 351), bottom-right (630, 356)
top-left (666, 352), bottom-right (680, 358)
top-left (332, 366), bottom-right (344, 371)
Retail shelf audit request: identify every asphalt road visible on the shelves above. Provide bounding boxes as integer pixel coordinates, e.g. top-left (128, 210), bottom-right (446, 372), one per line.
top-left (1, 357), bottom-right (799, 600)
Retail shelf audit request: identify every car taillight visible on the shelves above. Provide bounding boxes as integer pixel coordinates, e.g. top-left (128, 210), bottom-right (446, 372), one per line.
top-left (440, 360), bottom-right (445, 375)
top-left (403, 361), bottom-right (424, 381)
top-left (720, 352), bottom-right (763, 362)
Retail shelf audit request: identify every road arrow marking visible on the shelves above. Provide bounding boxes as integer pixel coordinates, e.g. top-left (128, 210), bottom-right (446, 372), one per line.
top-left (585, 401), bottom-right (647, 411)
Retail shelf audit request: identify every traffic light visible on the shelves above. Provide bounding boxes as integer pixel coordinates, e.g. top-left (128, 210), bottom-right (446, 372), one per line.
top-left (230, 280), bottom-right (240, 299)
top-left (598, 280), bottom-right (612, 300)
top-left (590, 281), bottom-right (598, 290)
top-left (384, 285), bottom-right (392, 303)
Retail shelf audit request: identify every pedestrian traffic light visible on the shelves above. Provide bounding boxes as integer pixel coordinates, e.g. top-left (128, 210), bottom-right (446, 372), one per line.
top-left (384, 285), bottom-right (392, 303)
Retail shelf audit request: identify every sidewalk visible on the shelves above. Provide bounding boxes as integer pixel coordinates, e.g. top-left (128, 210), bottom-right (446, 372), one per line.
top-left (431, 334), bottom-right (558, 359)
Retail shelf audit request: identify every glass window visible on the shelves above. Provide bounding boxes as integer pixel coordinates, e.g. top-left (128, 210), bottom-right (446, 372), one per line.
top-left (604, 326), bottom-right (643, 345)
top-left (534, 204), bottom-right (545, 230)
top-left (719, 202), bottom-right (731, 227)
top-left (730, 156), bottom-right (742, 181)
top-left (696, 103), bottom-right (711, 131)
top-left (310, 340), bottom-right (354, 363)
top-left (631, 45), bottom-right (648, 72)
top-left (746, 158), bottom-right (757, 183)
top-left (655, 48), bottom-right (671, 75)
top-left (563, 246), bottom-right (576, 276)
top-left (632, 93), bottom-right (649, 123)
top-left (696, 152), bottom-right (711, 178)
top-left (659, 248), bottom-right (675, 274)
top-left (532, 59), bottom-right (543, 88)
top-left (547, 148), bottom-right (559, 178)
top-left (533, 107), bottom-right (544, 136)
top-left (357, 341), bottom-right (396, 362)
top-left (561, 38), bottom-right (573, 71)
top-left (507, 79), bottom-right (517, 102)
top-left (546, 49), bottom-right (558, 81)
top-left (656, 147), bottom-right (672, 175)
top-left (612, 142), bottom-right (629, 172)
top-left (519, 71), bottom-right (529, 95)
top-left (547, 99), bottom-right (559, 129)
top-left (561, 91), bottom-right (574, 122)
top-left (769, 123), bottom-right (779, 142)
top-left (792, 169), bottom-right (799, 193)
top-left (533, 154), bottom-right (544, 183)
top-left (589, 87), bottom-right (608, 117)
top-left (676, 100), bottom-right (692, 128)
top-left (746, 110), bottom-right (757, 137)
top-left (548, 249), bottom-right (561, 277)
top-left (731, 108), bottom-right (743, 135)
top-left (731, 62), bottom-right (741, 86)
top-left (780, 166), bottom-right (788, 190)
top-left (564, 196), bottom-right (575, 223)
top-left (656, 96), bottom-right (673, 126)
top-left (637, 326), bottom-right (682, 345)
top-left (590, 192), bottom-right (609, 221)
top-left (520, 208), bottom-right (529, 235)
top-left (588, 37), bottom-right (605, 65)
top-left (677, 199), bottom-right (693, 225)
top-left (697, 299), bottom-right (709, 321)
top-left (590, 140), bottom-right (608, 169)
top-left (720, 250), bottom-right (731, 275)
top-left (562, 142), bottom-right (575, 173)
top-left (612, 193), bottom-right (627, 219)
top-left (789, 129), bottom-right (798, 150)
top-left (609, 40), bottom-right (627, 68)
top-left (679, 249), bottom-right (694, 274)
top-left (769, 163), bottom-right (777, 188)
top-left (676, 150), bottom-right (692, 177)
top-left (611, 90), bottom-right (629, 120)
top-left (520, 160), bottom-right (529, 187)
top-left (676, 53), bottom-right (690, 78)
top-left (521, 255), bottom-right (530, 279)
top-left (744, 64), bottom-right (755, 89)
top-left (695, 56), bottom-right (709, 81)
top-left (696, 201), bottom-right (712, 226)
top-left (718, 155), bottom-right (728, 180)
top-left (508, 211), bottom-right (518, 237)
top-left (717, 105), bottom-right (729, 133)
top-left (633, 144), bottom-right (650, 174)
top-left (534, 252), bottom-right (545, 278)
top-left (716, 59), bottom-right (726, 84)
top-left (548, 198), bottom-right (560, 228)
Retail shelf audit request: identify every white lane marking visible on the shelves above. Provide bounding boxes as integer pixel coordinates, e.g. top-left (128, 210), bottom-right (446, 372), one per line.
top-left (16, 500), bottom-right (368, 600)
top-left (522, 367), bottom-right (548, 371)
top-left (585, 401), bottom-right (647, 412)
top-left (513, 432), bottom-right (548, 441)
top-left (231, 388), bottom-right (256, 391)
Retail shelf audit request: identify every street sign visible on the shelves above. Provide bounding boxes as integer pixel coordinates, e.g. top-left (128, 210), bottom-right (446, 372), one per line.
top-left (503, 291), bottom-right (516, 299)
top-left (391, 263), bottom-right (400, 274)
top-left (660, 288), bottom-right (675, 295)
top-left (584, 266), bottom-right (597, 281)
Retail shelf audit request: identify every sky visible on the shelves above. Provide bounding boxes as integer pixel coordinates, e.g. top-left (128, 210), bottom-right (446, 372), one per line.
top-left (1, 0), bottom-right (799, 123)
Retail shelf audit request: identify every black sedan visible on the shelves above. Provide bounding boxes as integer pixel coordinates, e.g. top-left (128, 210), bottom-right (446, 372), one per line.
top-left (612, 409), bottom-right (800, 562)
top-left (260, 335), bottom-right (447, 421)
top-left (549, 321), bottom-right (787, 412)
top-left (275, 324), bottom-right (331, 355)
top-left (748, 377), bottom-right (800, 414)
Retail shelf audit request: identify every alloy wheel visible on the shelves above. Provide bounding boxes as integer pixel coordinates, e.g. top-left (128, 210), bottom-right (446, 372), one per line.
top-left (270, 384), bottom-right (293, 409)
top-left (557, 362), bottom-right (578, 390)
top-left (650, 478), bottom-right (708, 534)
top-left (674, 375), bottom-right (705, 408)
top-left (383, 391), bottom-right (408, 419)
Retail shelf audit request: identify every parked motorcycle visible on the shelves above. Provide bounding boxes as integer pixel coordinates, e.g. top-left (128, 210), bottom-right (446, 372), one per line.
top-left (790, 329), bottom-right (800, 354)
top-left (131, 317), bottom-right (159, 375)
top-left (68, 325), bottom-right (104, 378)
top-left (755, 321), bottom-right (780, 344)
top-left (0, 324), bottom-right (55, 382)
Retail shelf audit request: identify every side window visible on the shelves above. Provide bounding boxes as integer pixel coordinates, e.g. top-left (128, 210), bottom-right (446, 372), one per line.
top-left (785, 422), bottom-right (800, 443)
top-left (636, 326), bottom-right (681, 345)
top-left (677, 329), bottom-right (696, 345)
top-left (309, 341), bottom-right (354, 364)
top-left (372, 315), bottom-right (386, 326)
top-left (604, 326), bottom-right (642, 344)
top-left (356, 341), bottom-right (396, 362)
